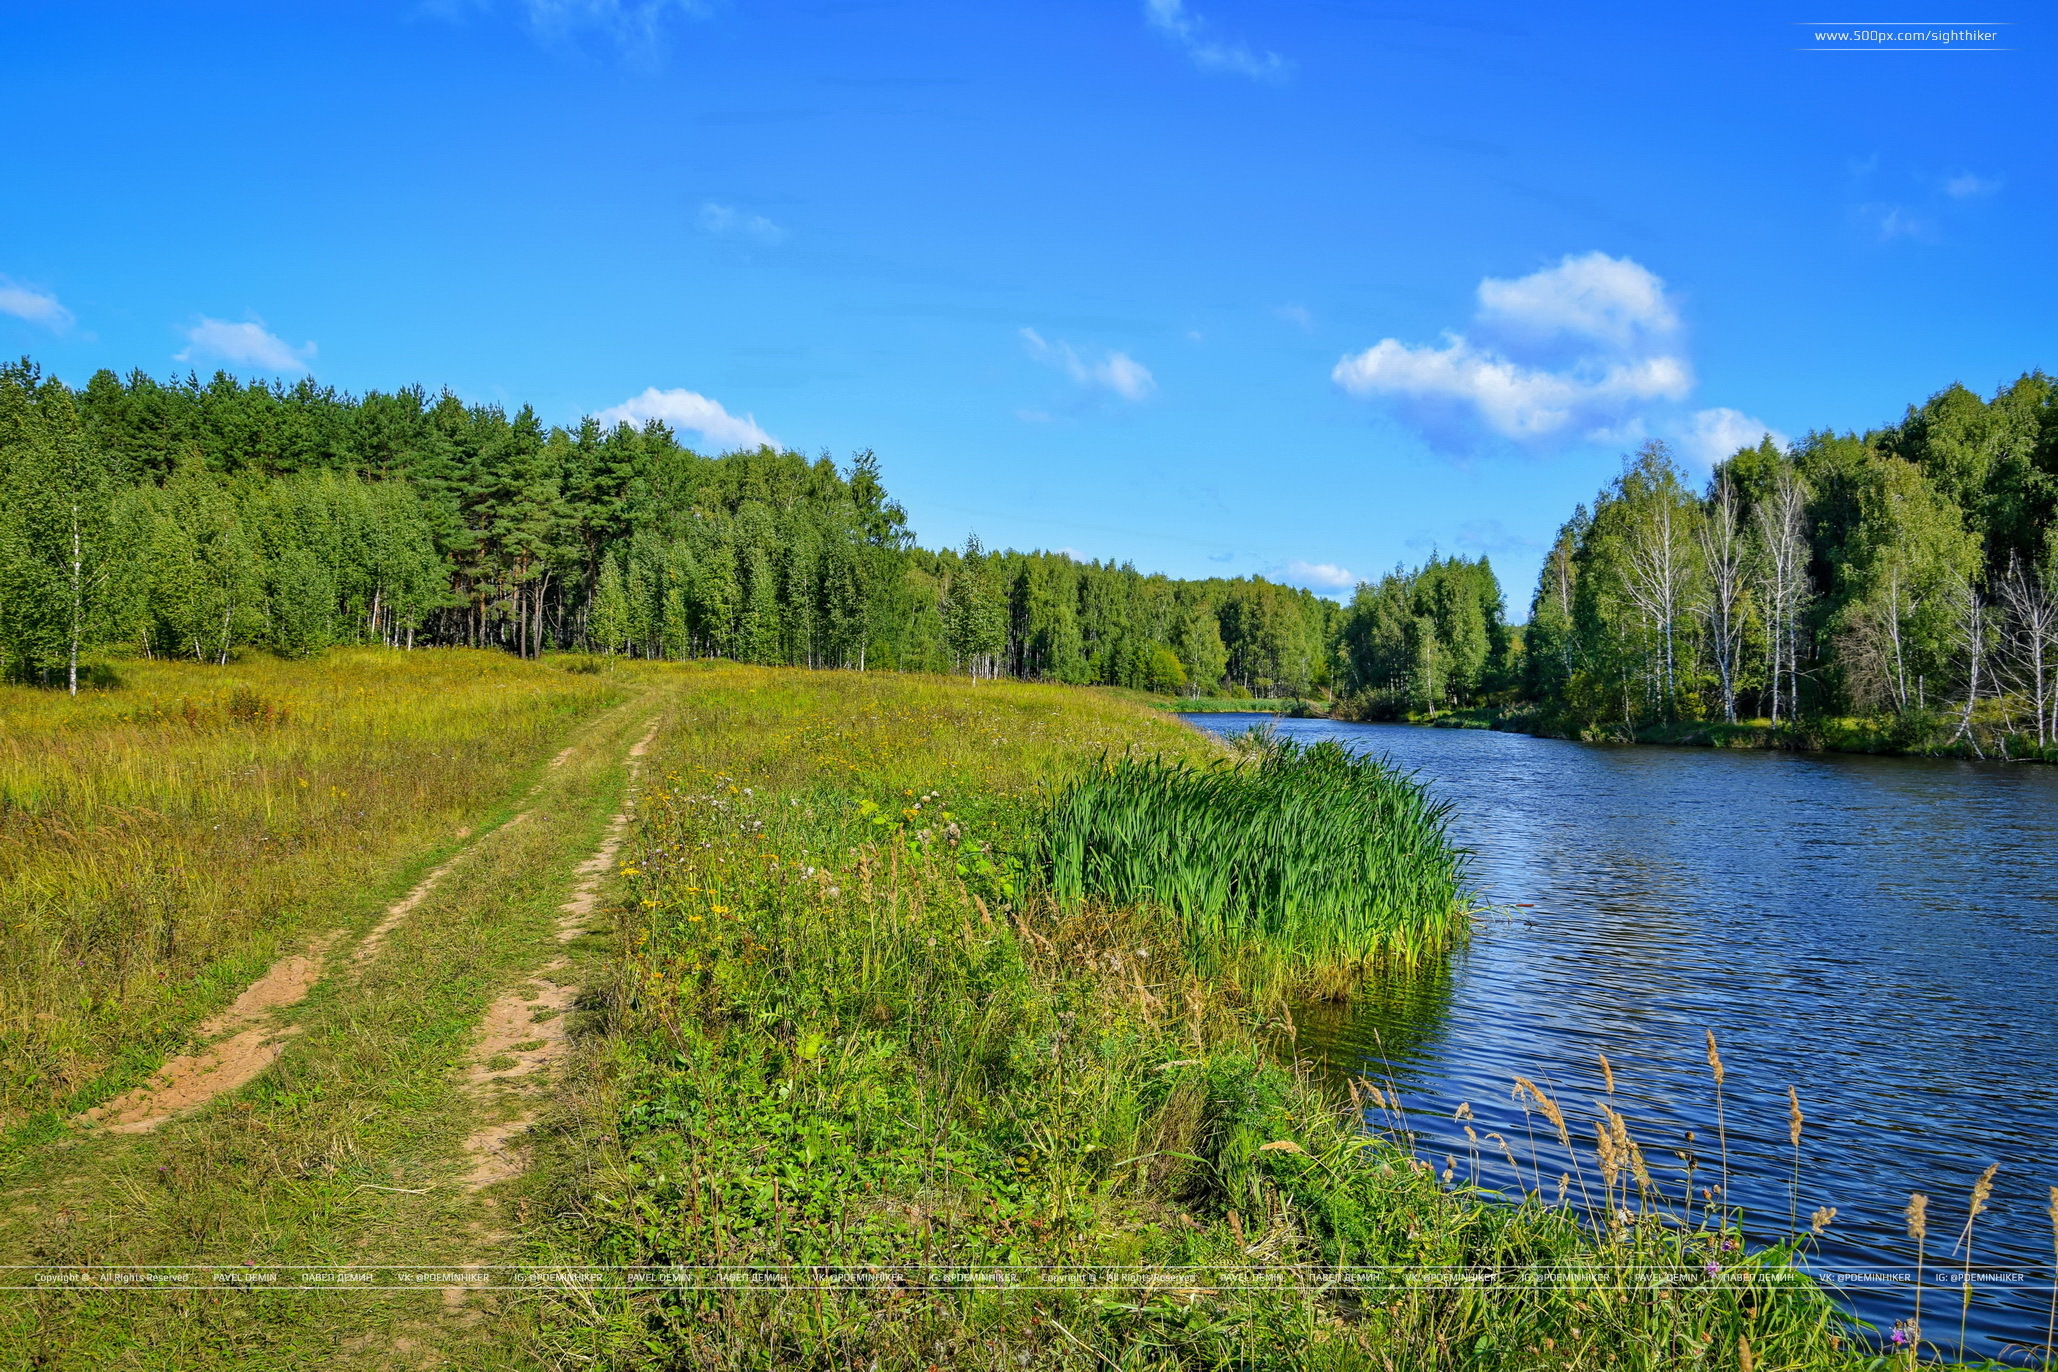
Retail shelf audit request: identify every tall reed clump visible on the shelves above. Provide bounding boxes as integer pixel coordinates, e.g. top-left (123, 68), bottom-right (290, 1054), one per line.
top-left (1034, 736), bottom-right (1469, 977)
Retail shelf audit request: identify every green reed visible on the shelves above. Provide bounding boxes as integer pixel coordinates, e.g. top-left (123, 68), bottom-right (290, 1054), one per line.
top-left (1035, 734), bottom-right (1470, 969)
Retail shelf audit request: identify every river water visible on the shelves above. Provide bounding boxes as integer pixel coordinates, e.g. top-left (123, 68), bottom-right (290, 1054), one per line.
top-left (1184, 714), bottom-right (2058, 1361)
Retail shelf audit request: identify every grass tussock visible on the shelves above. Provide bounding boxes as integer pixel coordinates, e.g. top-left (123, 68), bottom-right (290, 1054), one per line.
top-left (0, 647), bottom-right (618, 1126)
top-left (527, 667), bottom-right (1866, 1372)
top-left (1036, 731), bottom-right (1470, 979)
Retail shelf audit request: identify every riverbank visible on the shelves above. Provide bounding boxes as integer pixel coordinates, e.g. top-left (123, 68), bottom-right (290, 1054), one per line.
top-left (515, 666), bottom-right (1872, 1371)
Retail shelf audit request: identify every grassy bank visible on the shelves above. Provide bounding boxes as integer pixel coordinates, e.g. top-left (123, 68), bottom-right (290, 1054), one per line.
top-left (521, 667), bottom-right (1868, 1371)
top-left (0, 648), bottom-right (619, 1128)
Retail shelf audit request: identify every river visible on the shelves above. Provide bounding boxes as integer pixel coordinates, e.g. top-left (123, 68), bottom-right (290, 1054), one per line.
top-left (1184, 714), bottom-right (2058, 1361)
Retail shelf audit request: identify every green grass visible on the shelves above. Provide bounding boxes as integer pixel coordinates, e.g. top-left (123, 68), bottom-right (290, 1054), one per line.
top-left (0, 661), bottom-right (678, 1369)
top-left (0, 648), bottom-right (621, 1127)
top-left (1035, 733), bottom-right (1470, 975)
top-left (523, 667), bottom-right (1879, 1371)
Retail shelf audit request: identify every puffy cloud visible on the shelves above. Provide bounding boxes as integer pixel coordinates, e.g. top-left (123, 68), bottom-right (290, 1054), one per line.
top-left (1331, 252), bottom-right (1697, 445)
top-left (1474, 251), bottom-right (1679, 351)
top-left (1020, 328), bottom-right (1155, 402)
top-left (1943, 172), bottom-right (2001, 200)
top-left (592, 387), bottom-right (775, 451)
top-left (1144, 0), bottom-right (1290, 81)
top-left (1279, 559), bottom-right (1358, 595)
top-left (699, 202), bottom-right (786, 244)
top-left (1273, 304), bottom-right (1315, 331)
top-left (1679, 407), bottom-right (1786, 467)
top-left (1332, 336), bottom-right (1690, 439)
top-left (0, 278), bottom-right (73, 331)
top-left (175, 317), bottom-right (315, 373)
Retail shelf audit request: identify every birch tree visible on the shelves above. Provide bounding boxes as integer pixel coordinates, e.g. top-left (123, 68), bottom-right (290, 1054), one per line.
top-left (1751, 468), bottom-right (1811, 725)
top-left (1996, 552), bottom-right (2058, 746)
top-left (1698, 469), bottom-right (1750, 723)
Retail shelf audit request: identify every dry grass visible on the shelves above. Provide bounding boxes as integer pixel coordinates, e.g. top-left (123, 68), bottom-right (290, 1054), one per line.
top-left (0, 648), bottom-right (619, 1125)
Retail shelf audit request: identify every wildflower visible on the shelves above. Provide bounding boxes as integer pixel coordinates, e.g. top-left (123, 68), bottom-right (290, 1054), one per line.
top-left (1704, 1260), bottom-right (1720, 1277)
top-left (1889, 1328), bottom-right (1909, 1347)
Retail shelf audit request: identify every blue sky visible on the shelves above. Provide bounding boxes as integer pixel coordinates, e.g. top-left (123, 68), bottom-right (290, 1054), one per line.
top-left (1, 2), bottom-right (2047, 611)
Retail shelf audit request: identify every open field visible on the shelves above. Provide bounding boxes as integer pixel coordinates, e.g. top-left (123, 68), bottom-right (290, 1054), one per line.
top-left (0, 656), bottom-right (2011, 1369)
top-left (0, 650), bottom-right (624, 1130)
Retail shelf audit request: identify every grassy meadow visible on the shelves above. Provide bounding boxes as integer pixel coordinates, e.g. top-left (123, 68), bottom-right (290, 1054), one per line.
top-left (0, 648), bottom-right (620, 1129)
top-left (515, 666), bottom-right (1873, 1371)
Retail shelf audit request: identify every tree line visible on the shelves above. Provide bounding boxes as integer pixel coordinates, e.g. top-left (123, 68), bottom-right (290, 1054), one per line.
top-left (1326, 372), bottom-right (2058, 753)
top-left (1515, 372), bottom-right (2058, 749)
top-left (0, 360), bottom-right (1337, 697)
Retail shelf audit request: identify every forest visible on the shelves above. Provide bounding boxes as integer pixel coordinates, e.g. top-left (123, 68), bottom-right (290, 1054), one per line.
top-left (0, 359), bottom-right (1335, 699)
top-left (6, 356), bottom-right (2055, 755)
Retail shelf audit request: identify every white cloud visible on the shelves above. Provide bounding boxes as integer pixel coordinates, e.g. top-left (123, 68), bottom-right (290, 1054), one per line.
top-left (1943, 171), bottom-right (2001, 200)
top-left (175, 317), bottom-right (315, 373)
top-left (1679, 407), bottom-right (1786, 467)
top-left (1332, 335), bottom-right (1691, 439)
top-left (1331, 252), bottom-right (1697, 444)
top-left (1279, 559), bottom-right (1358, 595)
top-left (1274, 304), bottom-right (1315, 332)
top-left (699, 202), bottom-right (786, 244)
top-left (0, 278), bottom-right (73, 331)
top-left (593, 386), bottom-right (775, 451)
top-left (1144, 0), bottom-right (1290, 81)
top-left (1020, 328), bottom-right (1156, 402)
top-left (1475, 251), bottom-right (1678, 351)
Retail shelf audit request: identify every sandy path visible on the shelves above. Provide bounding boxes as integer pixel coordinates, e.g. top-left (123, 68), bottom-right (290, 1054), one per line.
top-left (82, 932), bottom-right (345, 1133)
top-left (459, 719), bottom-right (661, 1191)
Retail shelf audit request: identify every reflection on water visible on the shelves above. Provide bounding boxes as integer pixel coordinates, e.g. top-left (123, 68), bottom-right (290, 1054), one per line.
top-left (1187, 714), bottom-right (2058, 1359)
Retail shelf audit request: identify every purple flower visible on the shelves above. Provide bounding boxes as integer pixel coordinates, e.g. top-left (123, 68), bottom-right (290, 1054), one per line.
top-left (1890, 1329), bottom-right (1909, 1347)
top-left (1704, 1261), bottom-right (1720, 1276)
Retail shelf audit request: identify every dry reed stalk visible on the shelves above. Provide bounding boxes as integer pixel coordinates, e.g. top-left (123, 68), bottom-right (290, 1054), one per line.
top-left (1594, 1120), bottom-right (1622, 1212)
top-left (1706, 1030), bottom-right (1729, 1205)
top-left (1598, 1052), bottom-right (1614, 1095)
top-left (1737, 1333), bottom-right (1754, 1372)
top-left (1484, 1132), bottom-right (1522, 1190)
top-left (1810, 1206), bottom-right (1835, 1234)
top-left (1907, 1192), bottom-right (1929, 1364)
top-left (1959, 1162), bottom-right (1999, 1363)
top-left (1787, 1086), bottom-right (1805, 1238)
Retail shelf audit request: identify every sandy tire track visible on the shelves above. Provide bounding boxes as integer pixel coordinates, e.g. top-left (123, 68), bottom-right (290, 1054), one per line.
top-left (75, 720), bottom-right (611, 1137)
top-left (459, 719), bottom-right (662, 1192)
top-left (81, 931), bottom-right (345, 1134)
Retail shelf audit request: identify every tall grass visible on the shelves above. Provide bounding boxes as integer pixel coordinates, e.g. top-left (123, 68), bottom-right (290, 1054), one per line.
top-left (1036, 732), bottom-right (1469, 971)
top-left (0, 648), bottom-right (618, 1125)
